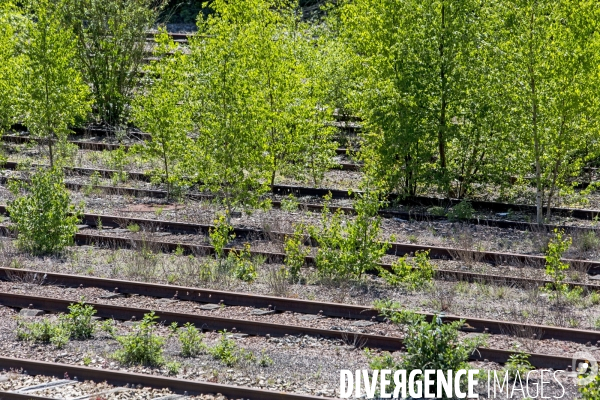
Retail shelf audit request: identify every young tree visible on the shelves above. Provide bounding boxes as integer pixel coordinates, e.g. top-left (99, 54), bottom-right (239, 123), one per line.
top-left (249, 1), bottom-right (337, 188)
top-left (335, 0), bottom-right (513, 198)
top-left (63, 0), bottom-right (164, 127)
top-left (184, 0), bottom-right (337, 207)
top-left (8, 167), bottom-right (82, 255)
top-left (184, 0), bottom-right (270, 213)
top-left (20, 0), bottom-right (90, 167)
top-left (0, 1), bottom-right (22, 135)
top-left (496, 0), bottom-right (600, 223)
top-left (132, 29), bottom-right (192, 199)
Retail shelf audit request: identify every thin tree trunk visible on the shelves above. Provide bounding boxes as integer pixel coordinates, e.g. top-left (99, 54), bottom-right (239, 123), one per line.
top-left (528, 6), bottom-right (543, 225)
top-left (438, 3), bottom-right (448, 197)
top-left (48, 139), bottom-right (54, 168)
top-left (163, 149), bottom-right (170, 200)
top-left (546, 116), bottom-right (566, 219)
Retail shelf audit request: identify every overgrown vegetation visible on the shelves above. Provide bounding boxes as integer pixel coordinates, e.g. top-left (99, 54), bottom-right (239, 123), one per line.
top-left (544, 229), bottom-right (573, 305)
top-left (208, 331), bottom-right (239, 366)
top-left (17, 300), bottom-right (96, 348)
top-left (0, 1), bottom-right (22, 136)
top-left (207, 330), bottom-right (270, 368)
top-left (284, 225), bottom-right (309, 282)
top-left (19, 0), bottom-right (91, 167)
top-left (8, 168), bottom-right (82, 255)
top-left (0, 0), bottom-right (598, 211)
top-left (504, 350), bottom-right (534, 380)
top-left (177, 322), bottom-right (205, 357)
top-left (114, 311), bottom-right (165, 366)
top-left (63, 0), bottom-right (165, 127)
top-left (209, 213), bottom-right (235, 260)
top-left (378, 250), bottom-right (435, 289)
top-left (132, 28), bottom-right (191, 199)
top-left (307, 192), bottom-right (391, 280)
top-left (369, 300), bottom-right (486, 398)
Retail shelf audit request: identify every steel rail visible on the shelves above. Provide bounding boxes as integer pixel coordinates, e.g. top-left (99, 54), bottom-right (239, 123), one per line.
top-left (1, 267), bottom-right (599, 346)
top-left (0, 356), bottom-right (324, 400)
top-left (68, 231), bottom-right (600, 291)
top-left (271, 185), bottom-right (600, 220)
top-left (5, 159), bottom-right (592, 220)
top-left (73, 212), bottom-right (600, 274)
top-left (0, 392), bottom-right (55, 400)
top-left (0, 201), bottom-right (594, 274)
top-left (1, 136), bottom-right (360, 171)
top-left (0, 292), bottom-right (580, 369)
top-left (2, 161), bottom-right (598, 236)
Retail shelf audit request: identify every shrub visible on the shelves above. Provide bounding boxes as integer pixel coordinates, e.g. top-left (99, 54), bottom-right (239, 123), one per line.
top-left (258, 350), bottom-right (273, 367)
top-left (16, 300), bottom-right (96, 348)
top-left (115, 311), bottom-right (164, 366)
top-left (447, 201), bottom-right (474, 221)
top-left (505, 351), bottom-right (534, 380)
top-left (63, 300), bottom-right (96, 340)
top-left (281, 194), bottom-right (299, 212)
top-left (379, 250), bottom-right (435, 289)
top-left (372, 300), bottom-right (485, 398)
top-left (544, 229), bottom-right (572, 304)
top-left (166, 361), bottom-right (180, 376)
top-left (62, 0), bottom-right (164, 126)
top-left (284, 224), bottom-right (309, 282)
top-left (589, 291), bottom-right (600, 306)
top-left (209, 331), bottom-right (239, 367)
top-left (8, 168), bottom-right (82, 255)
top-left (127, 223), bottom-right (140, 233)
top-left (209, 213), bottom-right (235, 260)
top-left (565, 286), bottom-right (584, 306)
top-left (178, 322), bottom-right (205, 357)
top-left (577, 231), bottom-right (600, 252)
top-left (308, 192), bottom-right (390, 279)
top-left (107, 145), bottom-right (129, 184)
top-left (228, 243), bottom-right (258, 282)
top-left (16, 318), bottom-right (70, 349)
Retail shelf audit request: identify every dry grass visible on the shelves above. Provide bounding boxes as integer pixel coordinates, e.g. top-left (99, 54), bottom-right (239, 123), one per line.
top-left (528, 224), bottom-right (552, 254)
top-left (447, 223), bottom-right (484, 266)
top-left (264, 266), bottom-right (289, 297)
top-left (499, 323), bottom-right (544, 353)
top-left (340, 332), bottom-right (368, 349)
top-left (427, 281), bottom-right (457, 312)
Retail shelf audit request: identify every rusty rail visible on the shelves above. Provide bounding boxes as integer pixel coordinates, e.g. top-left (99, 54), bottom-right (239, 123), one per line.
top-left (0, 292), bottom-right (581, 369)
top-left (0, 356), bottom-right (324, 400)
top-left (0, 267), bottom-right (599, 346)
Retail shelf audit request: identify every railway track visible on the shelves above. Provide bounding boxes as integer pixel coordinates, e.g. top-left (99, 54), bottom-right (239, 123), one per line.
top-left (0, 266), bottom-right (598, 347)
top-left (0, 356), bottom-right (321, 399)
top-left (0, 196), bottom-right (598, 276)
top-left (0, 198), bottom-right (597, 279)
top-left (1, 162), bottom-right (599, 236)
top-left (59, 231), bottom-right (600, 291)
top-left (1, 135), bottom-right (361, 171)
top-left (70, 211), bottom-right (600, 274)
top-left (3, 134), bottom-right (355, 155)
top-left (0, 198), bottom-right (598, 289)
top-left (0, 291), bottom-right (581, 370)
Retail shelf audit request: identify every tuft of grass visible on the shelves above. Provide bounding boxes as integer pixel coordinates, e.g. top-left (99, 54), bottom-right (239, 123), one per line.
top-left (127, 223), bottom-right (141, 233)
top-left (114, 311), bottom-right (164, 366)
